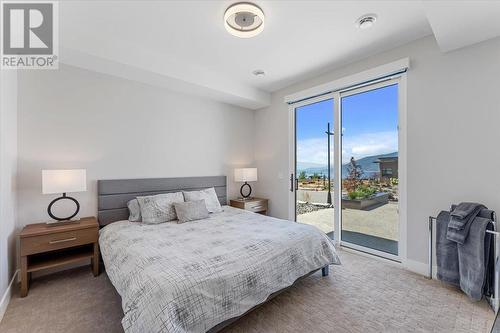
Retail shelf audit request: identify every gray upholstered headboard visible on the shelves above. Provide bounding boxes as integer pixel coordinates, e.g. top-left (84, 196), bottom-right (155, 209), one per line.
top-left (97, 176), bottom-right (227, 226)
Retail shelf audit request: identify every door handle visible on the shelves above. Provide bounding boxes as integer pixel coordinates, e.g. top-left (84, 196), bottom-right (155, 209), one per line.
top-left (290, 173), bottom-right (294, 192)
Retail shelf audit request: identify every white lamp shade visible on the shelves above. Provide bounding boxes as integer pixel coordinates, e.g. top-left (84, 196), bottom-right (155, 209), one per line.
top-left (42, 169), bottom-right (87, 194)
top-left (234, 168), bottom-right (258, 182)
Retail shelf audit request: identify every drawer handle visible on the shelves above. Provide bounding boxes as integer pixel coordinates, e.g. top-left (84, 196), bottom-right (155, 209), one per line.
top-left (49, 237), bottom-right (76, 244)
top-left (252, 206), bottom-right (263, 210)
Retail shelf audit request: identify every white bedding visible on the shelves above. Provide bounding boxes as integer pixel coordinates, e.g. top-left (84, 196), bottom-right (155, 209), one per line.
top-left (99, 206), bottom-right (340, 333)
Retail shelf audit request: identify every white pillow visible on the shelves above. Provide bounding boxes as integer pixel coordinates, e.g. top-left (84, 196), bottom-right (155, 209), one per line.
top-left (127, 199), bottom-right (142, 222)
top-left (136, 192), bottom-right (184, 224)
top-left (183, 187), bottom-right (222, 213)
top-left (174, 200), bottom-right (209, 223)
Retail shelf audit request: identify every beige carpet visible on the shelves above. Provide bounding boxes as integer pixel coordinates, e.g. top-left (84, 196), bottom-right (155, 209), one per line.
top-left (0, 250), bottom-right (494, 333)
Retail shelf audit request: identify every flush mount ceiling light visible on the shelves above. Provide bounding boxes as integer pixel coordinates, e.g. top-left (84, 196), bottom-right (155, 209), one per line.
top-left (356, 14), bottom-right (377, 29)
top-left (224, 2), bottom-right (265, 38)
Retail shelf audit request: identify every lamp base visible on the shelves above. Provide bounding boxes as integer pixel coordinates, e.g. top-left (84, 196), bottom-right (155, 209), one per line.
top-left (239, 182), bottom-right (252, 199)
top-left (237, 196), bottom-right (254, 201)
top-left (47, 193), bottom-right (81, 221)
top-left (46, 218), bottom-right (81, 227)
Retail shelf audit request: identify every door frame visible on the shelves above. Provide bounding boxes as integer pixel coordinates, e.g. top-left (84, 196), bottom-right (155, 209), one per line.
top-left (288, 74), bottom-right (407, 262)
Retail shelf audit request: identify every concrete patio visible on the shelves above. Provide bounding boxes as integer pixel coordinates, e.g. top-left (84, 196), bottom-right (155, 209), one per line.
top-left (297, 202), bottom-right (399, 254)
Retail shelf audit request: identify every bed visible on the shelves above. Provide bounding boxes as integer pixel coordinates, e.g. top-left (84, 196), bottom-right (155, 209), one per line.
top-left (97, 176), bottom-right (340, 333)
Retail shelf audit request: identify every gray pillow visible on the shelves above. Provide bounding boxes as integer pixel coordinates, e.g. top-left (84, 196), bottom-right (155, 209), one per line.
top-left (136, 192), bottom-right (184, 224)
top-left (183, 187), bottom-right (222, 213)
top-left (174, 200), bottom-right (209, 224)
top-left (127, 199), bottom-right (142, 222)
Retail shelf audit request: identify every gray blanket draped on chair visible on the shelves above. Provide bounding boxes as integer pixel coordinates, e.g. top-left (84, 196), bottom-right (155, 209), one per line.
top-left (436, 206), bottom-right (494, 301)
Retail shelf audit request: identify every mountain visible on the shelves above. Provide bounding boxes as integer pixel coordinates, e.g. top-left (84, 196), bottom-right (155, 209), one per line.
top-left (297, 151), bottom-right (397, 179)
top-left (342, 151), bottom-right (397, 178)
top-left (296, 161), bottom-right (325, 170)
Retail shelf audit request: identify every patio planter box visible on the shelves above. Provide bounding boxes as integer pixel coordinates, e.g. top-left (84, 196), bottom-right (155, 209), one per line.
top-left (342, 192), bottom-right (389, 210)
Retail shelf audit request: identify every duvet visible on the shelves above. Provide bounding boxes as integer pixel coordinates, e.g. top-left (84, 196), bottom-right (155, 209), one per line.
top-left (99, 206), bottom-right (340, 333)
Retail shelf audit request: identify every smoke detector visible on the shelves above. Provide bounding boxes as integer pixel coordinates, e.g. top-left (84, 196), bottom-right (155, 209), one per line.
top-left (252, 69), bottom-right (266, 77)
top-left (224, 3), bottom-right (265, 38)
top-left (356, 14), bottom-right (377, 29)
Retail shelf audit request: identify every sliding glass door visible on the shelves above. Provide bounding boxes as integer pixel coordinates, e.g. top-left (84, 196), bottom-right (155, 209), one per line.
top-left (340, 82), bottom-right (400, 257)
top-left (291, 78), bottom-right (403, 260)
top-left (294, 98), bottom-right (334, 238)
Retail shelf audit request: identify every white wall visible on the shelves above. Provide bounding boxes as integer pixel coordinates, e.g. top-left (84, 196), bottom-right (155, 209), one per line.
top-left (254, 36), bottom-right (500, 269)
top-left (10, 35), bottom-right (500, 281)
top-left (0, 70), bottom-right (18, 316)
top-left (17, 64), bottom-right (255, 227)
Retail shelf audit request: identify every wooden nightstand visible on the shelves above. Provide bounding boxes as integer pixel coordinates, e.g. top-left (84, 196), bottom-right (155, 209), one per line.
top-left (19, 216), bottom-right (99, 297)
top-left (230, 198), bottom-right (268, 215)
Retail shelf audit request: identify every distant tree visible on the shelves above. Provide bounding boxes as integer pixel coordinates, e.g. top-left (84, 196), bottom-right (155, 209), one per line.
top-left (311, 172), bottom-right (320, 180)
top-left (345, 157), bottom-right (364, 193)
top-left (347, 157), bottom-right (363, 179)
top-left (298, 171), bottom-right (306, 180)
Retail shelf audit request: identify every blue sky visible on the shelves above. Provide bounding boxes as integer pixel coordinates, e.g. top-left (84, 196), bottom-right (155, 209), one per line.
top-left (296, 84), bottom-right (398, 165)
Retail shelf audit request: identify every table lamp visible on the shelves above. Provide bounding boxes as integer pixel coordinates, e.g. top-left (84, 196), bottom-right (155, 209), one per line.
top-left (234, 168), bottom-right (257, 199)
top-left (42, 169), bottom-right (87, 222)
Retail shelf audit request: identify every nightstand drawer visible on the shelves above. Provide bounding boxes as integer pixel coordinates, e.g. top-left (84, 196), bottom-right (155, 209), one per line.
top-left (20, 228), bottom-right (98, 256)
top-left (246, 201), bottom-right (268, 212)
top-left (230, 198), bottom-right (268, 215)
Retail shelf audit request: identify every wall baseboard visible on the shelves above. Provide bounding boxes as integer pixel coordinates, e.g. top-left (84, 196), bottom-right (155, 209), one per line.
top-left (0, 269), bottom-right (19, 323)
top-left (404, 259), bottom-right (437, 279)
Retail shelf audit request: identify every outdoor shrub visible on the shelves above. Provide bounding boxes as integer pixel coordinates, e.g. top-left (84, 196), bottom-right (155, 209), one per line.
top-left (347, 185), bottom-right (377, 200)
top-left (348, 191), bottom-right (358, 200)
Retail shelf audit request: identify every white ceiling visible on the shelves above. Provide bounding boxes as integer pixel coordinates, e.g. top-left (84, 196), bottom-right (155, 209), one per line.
top-left (58, 1), bottom-right (500, 109)
top-left (423, 1), bottom-right (500, 53)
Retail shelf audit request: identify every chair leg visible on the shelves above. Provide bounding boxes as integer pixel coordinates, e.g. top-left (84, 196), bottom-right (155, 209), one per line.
top-left (322, 265), bottom-right (329, 277)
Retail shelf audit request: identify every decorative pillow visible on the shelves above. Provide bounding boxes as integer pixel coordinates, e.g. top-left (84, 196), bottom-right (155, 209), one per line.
top-left (127, 199), bottom-right (142, 222)
top-left (136, 192), bottom-right (184, 224)
top-left (183, 187), bottom-right (222, 213)
top-left (174, 200), bottom-right (209, 224)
